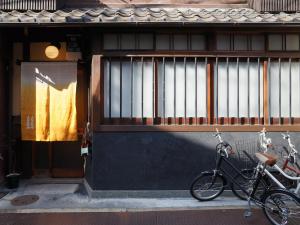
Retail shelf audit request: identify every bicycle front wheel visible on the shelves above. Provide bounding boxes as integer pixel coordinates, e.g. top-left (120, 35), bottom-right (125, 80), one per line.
top-left (190, 172), bottom-right (226, 201)
top-left (263, 189), bottom-right (300, 225)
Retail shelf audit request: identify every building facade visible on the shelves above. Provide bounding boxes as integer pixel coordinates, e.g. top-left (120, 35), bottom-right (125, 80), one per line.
top-left (0, 0), bottom-right (300, 195)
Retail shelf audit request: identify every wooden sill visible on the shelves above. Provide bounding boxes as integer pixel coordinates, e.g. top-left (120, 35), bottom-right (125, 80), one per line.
top-left (94, 125), bottom-right (300, 132)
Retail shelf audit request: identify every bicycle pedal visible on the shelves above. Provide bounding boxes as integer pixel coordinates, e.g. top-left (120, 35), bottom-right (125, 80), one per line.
top-left (243, 210), bottom-right (252, 218)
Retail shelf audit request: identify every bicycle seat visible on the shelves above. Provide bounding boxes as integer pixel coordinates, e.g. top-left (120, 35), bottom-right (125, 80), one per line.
top-left (255, 152), bottom-right (278, 167)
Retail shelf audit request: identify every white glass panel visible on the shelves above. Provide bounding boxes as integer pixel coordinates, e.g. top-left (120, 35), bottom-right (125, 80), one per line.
top-left (191, 35), bottom-right (206, 50)
top-left (164, 61), bottom-right (175, 117)
top-left (156, 34), bottom-right (170, 50)
top-left (158, 59), bottom-right (207, 118)
top-left (143, 61), bottom-right (153, 117)
top-left (234, 35), bottom-right (247, 51)
top-left (216, 34), bottom-right (230, 51)
top-left (197, 62), bottom-right (207, 117)
top-left (270, 62), bottom-right (280, 117)
top-left (281, 62), bottom-right (290, 117)
top-left (174, 35), bottom-right (188, 50)
top-left (103, 34), bottom-right (118, 50)
top-left (215, 61), bottom-right (263, 118)
top-left (268, 35), bottom-right (283, 51)
top-left (121, 34), bottom-right (135, 50)
top-left (269, 61), bottom-right (300, 118)
top-left (186, 61), bottom-right (196, 117)
top-left (286, 35), bottom-right (299, 51)
top-left (215, 62), bottom-right (228, 117)
top-left (228, 63), bottom-right (238, 117)
top-left (139, 34), bottom-right (154, 50)
top-left (111, 61), bottom-right (121, 117)
top-left (291, 62), bottom-right (300, 117)
top-left (252, 35), bottom-right (265, 51)
top-left (249, 63), bottom-right (264, 117)
top-left (176, 61), bottom-right (185, 117)
top-left (238, 63), bottom-right (249, 117)
top-left (121, 62), bottom-right (131, 117)
top-left (132, 61), bottom-right (142, 117)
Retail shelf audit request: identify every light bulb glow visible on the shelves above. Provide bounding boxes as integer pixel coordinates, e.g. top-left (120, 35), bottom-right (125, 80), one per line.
top-left (45, 45), bottom-right (59, 59)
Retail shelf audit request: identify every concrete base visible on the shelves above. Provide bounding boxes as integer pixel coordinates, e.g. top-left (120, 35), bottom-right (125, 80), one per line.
top-left (84, 179), bottom-right (190, 198)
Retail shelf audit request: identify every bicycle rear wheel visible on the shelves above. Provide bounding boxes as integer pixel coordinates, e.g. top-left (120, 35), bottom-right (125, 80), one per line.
top-left (263, 189), bottom-right (300, 225)
top-left (190, 172), bottom-right (226, 201)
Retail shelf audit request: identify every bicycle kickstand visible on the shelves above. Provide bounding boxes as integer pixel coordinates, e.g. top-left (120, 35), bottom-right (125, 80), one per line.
top-left (244, 197), bottom-right (252, 218)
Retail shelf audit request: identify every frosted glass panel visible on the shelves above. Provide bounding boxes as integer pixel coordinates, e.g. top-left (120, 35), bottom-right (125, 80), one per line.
top-left (143, 61), bottom-right (154, 117)
top-left (110, 61), bottom-right (121, 117)
top-left (270, 61), bottom-right (300, 117)
top-left (269, 35), bottom-right (283, 51)
top-left (156, 35), bottom-right (170, 50)
top-left (132, 61), bottom-right (142, 117)
top-left (215, 61), bottom-right (263, 118)
top-left (158, 59), bottom-right (207, 118)
top-left (191, 35), bottom-right (206, 50)
top-left (103, 34), bottom-right (118, 50)
top-left (252, 35), bottom-right (265, 51)
top-left (217, 35), bottom-right (230, 51)
top-left (234, 35), bottom-right (247, 51)
top-left (121, 34), bottom-right (135, 50)
top-left (104, 59), bottom-right (154, 118)
top-left (286, 35), bottom-right (299, 51)
top-left (174, 35), bottom-right (188, 50)
top-left (121, 62), bottom-right (131, 117)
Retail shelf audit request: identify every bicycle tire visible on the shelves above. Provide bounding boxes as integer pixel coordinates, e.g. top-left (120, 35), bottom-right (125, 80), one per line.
top-left (190, 172), bottom-right (226, 201)
top-left (262, 189), bottom-right (300, 225)
top-left (231, 169), bottom-right (269, 201)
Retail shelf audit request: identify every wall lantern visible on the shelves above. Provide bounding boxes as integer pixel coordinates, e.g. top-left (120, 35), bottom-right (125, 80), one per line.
top-left (45, 42), bottom-right (61, 59)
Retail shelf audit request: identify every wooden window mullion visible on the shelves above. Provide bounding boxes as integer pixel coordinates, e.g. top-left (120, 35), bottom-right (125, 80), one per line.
top-left (263, 60), bottom-right (269, 125)
top-left (207, 62), bottom-right (214, 124)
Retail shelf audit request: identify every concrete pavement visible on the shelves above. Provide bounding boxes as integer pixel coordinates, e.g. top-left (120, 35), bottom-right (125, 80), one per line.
top-left (0, 179), bottom-right (250, 213)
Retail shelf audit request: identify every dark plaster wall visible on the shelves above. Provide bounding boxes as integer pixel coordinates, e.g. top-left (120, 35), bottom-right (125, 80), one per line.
top-left (86, 131), bottom-right (300, 190)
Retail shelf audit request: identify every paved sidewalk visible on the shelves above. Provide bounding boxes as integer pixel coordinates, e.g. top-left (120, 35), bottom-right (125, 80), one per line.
top-left (0, 179), bottom-right (248, 213)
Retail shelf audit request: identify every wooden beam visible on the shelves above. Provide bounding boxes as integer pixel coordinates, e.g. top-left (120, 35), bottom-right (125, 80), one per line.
top-left (91, 55), bottom-right (102, 130)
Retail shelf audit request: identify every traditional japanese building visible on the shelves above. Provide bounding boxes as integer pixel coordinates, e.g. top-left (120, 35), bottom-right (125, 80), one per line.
top-left (0, 0), bottom-right (300, 196)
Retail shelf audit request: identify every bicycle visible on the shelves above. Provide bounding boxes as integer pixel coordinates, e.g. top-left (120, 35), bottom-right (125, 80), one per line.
top-left (190, 129), bottom-right (300, 225)
top-left (231, 131), bottom-right (300, 200)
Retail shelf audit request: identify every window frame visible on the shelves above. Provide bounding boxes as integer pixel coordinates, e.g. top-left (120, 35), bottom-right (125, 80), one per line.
top-left (91, 32), bottom-right (300, 132)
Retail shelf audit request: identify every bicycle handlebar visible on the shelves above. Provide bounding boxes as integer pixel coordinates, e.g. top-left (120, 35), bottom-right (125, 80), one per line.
top-left (281, 132), bottom-right (298, 155)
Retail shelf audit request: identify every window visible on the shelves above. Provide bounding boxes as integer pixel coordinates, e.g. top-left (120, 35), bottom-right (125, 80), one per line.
top-left (103, 57), bottom-right (207, 124)
top-left (216, 34), bottom-right (265, 51)
top-left (103, 33), bottom-right (154, 50)
top-left (268, 34), bottom-right (300, 51)
top-left (269, 59), bottom-right (300, 123)
top-left (156, 34), bottom-right (206, 51)
top-left (103, 33), bottom-right (206, 51)
top-left (214, 58), bottom-right (263, 123)
top-left (92, 32), bottom-right (300, 131)
top-left (98, 56), bottom-right (300, 127)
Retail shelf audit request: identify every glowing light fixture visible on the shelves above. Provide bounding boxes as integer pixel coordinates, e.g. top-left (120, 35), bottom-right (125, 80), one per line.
top-left (45, 42), bottom-right (61, 59)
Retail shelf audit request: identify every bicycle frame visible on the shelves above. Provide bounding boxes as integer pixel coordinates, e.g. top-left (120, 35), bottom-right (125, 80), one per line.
top-left (214, 152), bottom-right (264, 202)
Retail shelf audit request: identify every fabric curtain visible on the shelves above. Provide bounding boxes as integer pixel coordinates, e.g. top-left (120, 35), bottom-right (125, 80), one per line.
top-left (21, 62), bottom-right (77, 141)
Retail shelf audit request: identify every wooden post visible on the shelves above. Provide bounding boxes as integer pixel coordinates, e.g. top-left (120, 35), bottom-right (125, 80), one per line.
top-left (207, 63), bottom-right (214, 124)
top-left (91, 55), bottom-right (103, 130)
top-left (263, 60), bottom-right (269, 125)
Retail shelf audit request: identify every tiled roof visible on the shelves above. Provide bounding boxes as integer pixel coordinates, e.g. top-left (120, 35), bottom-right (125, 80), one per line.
top-left (1, 7), bottom-right (300, 24)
